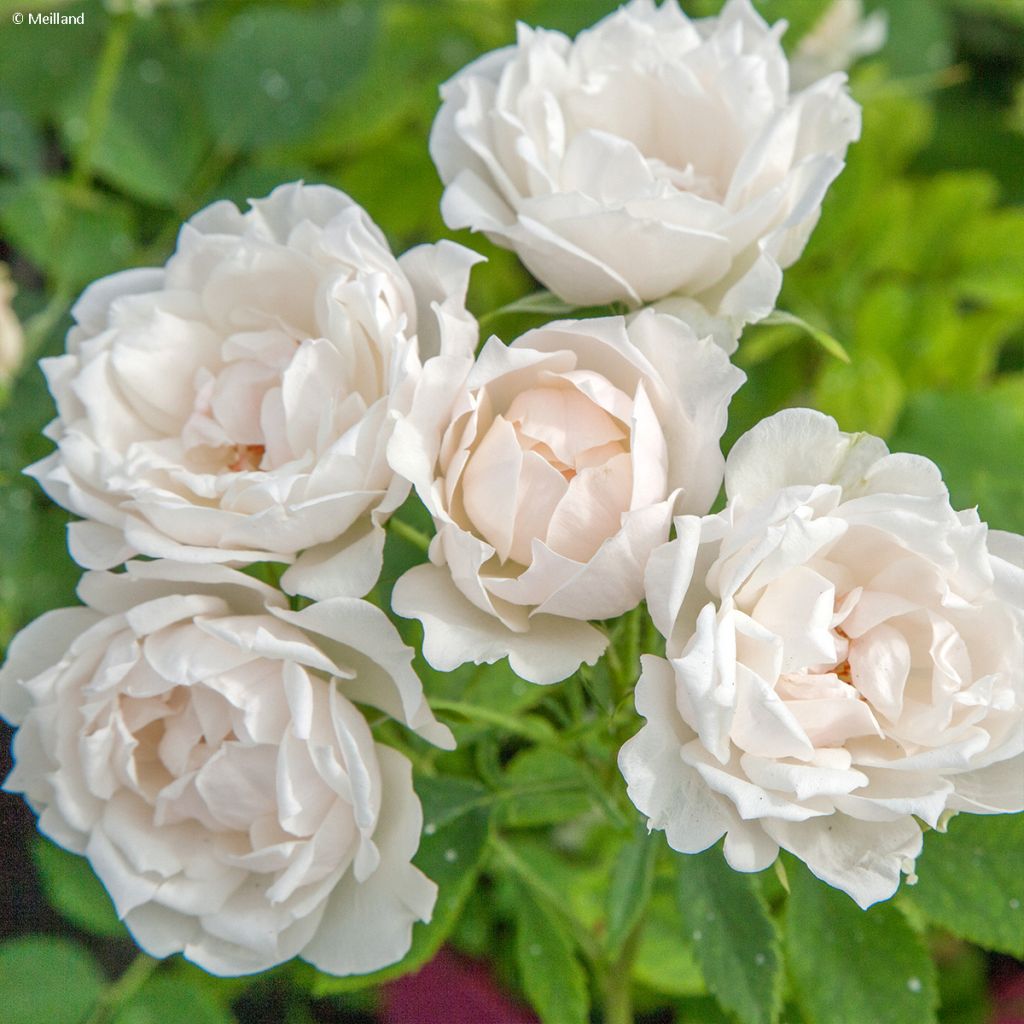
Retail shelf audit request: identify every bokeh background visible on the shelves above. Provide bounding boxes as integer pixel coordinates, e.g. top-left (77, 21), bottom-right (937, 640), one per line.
top-left (1, 0), bottom-right (1023, 1021)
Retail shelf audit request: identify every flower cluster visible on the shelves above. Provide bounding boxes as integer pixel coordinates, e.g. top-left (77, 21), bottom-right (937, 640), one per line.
top-left (1, 0), bottom-right (1020, 985)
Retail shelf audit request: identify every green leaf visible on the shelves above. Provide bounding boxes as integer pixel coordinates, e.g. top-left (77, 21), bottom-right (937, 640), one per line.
top-left (500, 747), bottom-right (593, 828)
top-left (33, 837), bottom-right (126, 938)
top-left (813, 351), bottom-right (906, 437)
top-left (670, 996), bottom-right (734, 1024)
top-left (59, 30), bottom-right (207, 206)
top-left (786, 861), bottom-right (938, 1024)
top-left (403, 620), bottom-right (550, 746)
top-left (0, 8), bottom-right (101, 123)
top-left (0, 97), bottom-right (43, 176)
top-left (513, 887), bottom-right (590, 1024)
top-left (760, 310), bottom-right (851, 363)
top-left (934, 940), bottom-right (990, 1024)
top-left (203, 4), bottom-right (377, 151)
top-left (113, 972), bottom-right (232, 1024)
top-left (0, 936), bottom-right (105, 1024)
top-left (675, 848), bottom-right (782, 1024)
top-left (528, 0), bottom-right (620, 36)
top-left (491, 835), bottom-right (605, 946)
top-left (429, 698), bottom-right (556, 744)
top-left (632, 880), bottom-right (705, 998)
top-left (415, 774), bottom-right (489, 832)
top-left (918, 82), bottom-right (1024, 204)
top-left (338, 134), bottom-right (445, 243)
top-left (756, 0), bottom-right (833, 45)
top-left (875, 0), bottom-right (953, 78)
top-left (488, 290), bottom-right (577, 320)
top-left (903, 813), bottom-right (1024, 958)
top-left (311, 780), bottom-right (490, 995)
top-left (0, 178), bottom-right (136, 289)
top-left (957, 207), bottom-right (1024, 310)
top-left (604, 824), bottom-right (658, 957)
top-left (890, 386), bottom-right (1024, 532)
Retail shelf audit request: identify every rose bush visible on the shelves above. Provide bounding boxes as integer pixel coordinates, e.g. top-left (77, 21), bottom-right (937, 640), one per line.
top-left (28, 183), bottom-right (479, 598)
top-left (620, 409), bottom-right (1024, 906)
top-left (390, 311), bottom-right (744, 684)
top-left (430, 0), bottom-right (860, 331)
top-left (0, 560), bottom-right (453, 975)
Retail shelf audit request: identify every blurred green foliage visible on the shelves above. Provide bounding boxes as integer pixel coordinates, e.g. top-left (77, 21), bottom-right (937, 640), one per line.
top-left (1, 1), bottom-right (1023, 1023)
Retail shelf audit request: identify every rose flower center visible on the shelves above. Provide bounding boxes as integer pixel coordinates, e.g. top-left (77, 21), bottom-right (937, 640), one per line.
top-left (459, 384), bottom-right (632, 566)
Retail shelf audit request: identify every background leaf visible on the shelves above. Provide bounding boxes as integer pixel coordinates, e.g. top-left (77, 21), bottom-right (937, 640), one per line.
top-left (513, 887), bottom-right (590, 1024)
top-left (33, 837), bottom-right (126, 939)
top-left (500, 747), bottom-right (593, 829)
top-left (0, 936), bottom-right (104, 1024)
top-left (675, 849), bottom-right (782, 1024)
top-left (890, 387), bottom-right (1024, 532)
top-left (604, 824), bottom-right (659, 957)
top-left (903, 813), bottom-right (1024, 958)
top-left (113, 971), bottom-right (233, 1024)
top-left (203, 4), bottom-right (378, 151)
top-left (632, 879), bottom-right (706, 998)
top-left (786, 861), bottom-right (939, 1024)
top-left (60, 29), bottom-right (208, 207)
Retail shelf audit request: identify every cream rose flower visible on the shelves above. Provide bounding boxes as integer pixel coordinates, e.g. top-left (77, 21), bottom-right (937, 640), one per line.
top-left (0, 561), bottom-right (454, 976)
top-left (0, 262), bottom-right (25, 383)
top-left (390, 311), bottom-right (744, 685)
top-left (620, 409), bottom-right (1024, 907)
top-left (789, 0), bottom-right (887, 91)
top-left (28, 183), bottom-right (480, 598)
top-left (430, 0), bottom-right (860, 327)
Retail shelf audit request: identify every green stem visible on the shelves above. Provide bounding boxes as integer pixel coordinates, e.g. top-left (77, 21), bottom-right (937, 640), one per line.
top-left (244, 561), bottom-right (285, 590)
top-left (564, 672), bottom-right (587, 725)
top-left (490, 833), bottom-right (604, 966)
top-left (22, 284), bottom-right (74, 359)
top-left (604, 638), bottom-right (626, 692)
top-left (602, 921), bottom-right (642, 1024)
top-left (429, 698), bottom-right (554, 743)
top-left (84, 953), bottom-right (159, 1024)
top-left (619, 607), bottom-right (641, 692)
top-left (72, 15), bottom-right (131, 191)
top-left (386, 516), bottom-right (432, 553)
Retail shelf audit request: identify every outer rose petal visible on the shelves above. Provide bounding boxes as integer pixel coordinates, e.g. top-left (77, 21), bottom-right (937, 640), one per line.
top-left (272, 598), bottom-right (455, 750)
top-left (619, 656), bottom-right (732, 854)
top-left (303, 746), bottom-right (437, 975)
top-left (0, 607), bottom-right (99, 723)
top-left (391, 563), bottom-right (606, 685)
top-left (724, 408), bottom-right (890, 510)
top-left (762, 815), bottom-right (923, 909)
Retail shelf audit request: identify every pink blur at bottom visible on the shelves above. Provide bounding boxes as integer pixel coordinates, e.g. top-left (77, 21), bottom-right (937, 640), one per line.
top-left (381, 947), bottom-right (538, 1024)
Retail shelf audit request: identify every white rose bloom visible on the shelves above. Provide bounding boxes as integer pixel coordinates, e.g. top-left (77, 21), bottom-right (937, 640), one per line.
top-left (0, 561), bottom-right (454, 976)
top-left (390, 311), bottom-right (744, 685)
top-left (621, 409), bottom-right (1024, 907)
top-left (0, 262), bottom-right (25, 383)
top-left (789, 0), bottom-right (887, 91)
top-left (430, 0), bottom-right (860, 328)
top-left (28, 183), bottom-right (480, 599)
